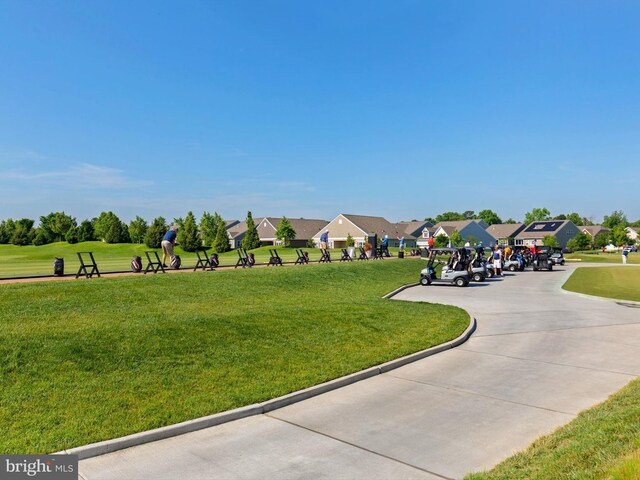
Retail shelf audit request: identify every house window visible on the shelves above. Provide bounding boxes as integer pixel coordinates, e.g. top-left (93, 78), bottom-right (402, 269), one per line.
top-left (263, 222), bottom-right (267, 227)
top-left (338, 219), bottom-right (343, 224)
top-left (422, 229), bottom-right (430, 238)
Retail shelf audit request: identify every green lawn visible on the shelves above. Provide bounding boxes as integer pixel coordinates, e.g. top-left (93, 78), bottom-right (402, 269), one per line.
top-left (0, 260), bottom-right (467, 454)
top-left (466, 267), bottom-right (640, 480)
top-left (565, 250), bottom-right (640, 264)
top-left (562, 266), bottom-right (640, 302)
top-left (0, 242), bottom-right (411, 278)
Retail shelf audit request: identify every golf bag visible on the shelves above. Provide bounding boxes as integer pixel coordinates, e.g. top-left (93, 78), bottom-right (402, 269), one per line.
top-left (53, 257), bottom-right (64, 276)
top-left (131, 256), bottom-right (142, 273)
top-left (171, 255), bottom-right (181, 269)
top-left (209, 253), bottom-right (219, 267)
top-left (247, 252), bottom-right (255, 266)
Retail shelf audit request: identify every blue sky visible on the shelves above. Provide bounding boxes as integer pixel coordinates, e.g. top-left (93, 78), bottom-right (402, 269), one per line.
top-left (1, 1), bottom-right (638, 224)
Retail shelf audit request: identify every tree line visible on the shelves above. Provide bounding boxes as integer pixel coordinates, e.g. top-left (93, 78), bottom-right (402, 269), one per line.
top-left (0, 210), bottom-right (300, 252)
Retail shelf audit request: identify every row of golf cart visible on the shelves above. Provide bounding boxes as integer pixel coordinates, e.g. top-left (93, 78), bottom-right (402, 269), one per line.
top-left (419, 246), bottom-right (564, 287)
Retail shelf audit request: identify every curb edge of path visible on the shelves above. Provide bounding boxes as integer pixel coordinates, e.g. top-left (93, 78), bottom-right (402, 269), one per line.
top-left (59, 284), bottom-right (476, 460)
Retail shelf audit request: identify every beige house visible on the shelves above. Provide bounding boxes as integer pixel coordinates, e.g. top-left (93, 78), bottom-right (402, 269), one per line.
top-left (626, 226), bottom-right (639, 243)
top-left (312, 214), bottom-right (408, 249)
top-left (580, 225), bottom-right (609, 240)
top-left (485, 223), bottom-right (526, 246)
top-left (515, 220), bottom-right (580, 248)
top-left (256, 217), bottom-right (329, 247)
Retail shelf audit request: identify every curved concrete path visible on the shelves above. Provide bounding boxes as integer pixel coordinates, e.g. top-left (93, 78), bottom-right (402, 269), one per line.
top-left (79, 264), bottom-right (640, 480)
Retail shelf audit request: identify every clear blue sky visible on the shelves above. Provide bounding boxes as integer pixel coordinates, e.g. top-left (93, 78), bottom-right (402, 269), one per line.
top-left (1, 1), bottom-right (638, 224)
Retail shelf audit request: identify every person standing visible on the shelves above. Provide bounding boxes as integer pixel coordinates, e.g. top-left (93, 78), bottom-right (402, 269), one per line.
top-left (320, 230), bottom-right (329, 250)
top-left (622, 247), bottom-right (629, 264)
top-left (493, 245), bottom-right (503, 276)
top-left (161, 225), bottom-right (178, 267)
top-left (381, 234), bottom-right (390, 256)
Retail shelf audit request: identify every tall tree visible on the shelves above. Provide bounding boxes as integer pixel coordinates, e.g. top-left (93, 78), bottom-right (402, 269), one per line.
top-left (566, 232), bottom-right (590, 252)
top-left (39, 212), bottom-right (76, 242)
top-left (610, 225), bottom-right (630, 246)
top-left (200, 211), bottom-right (223, 247)
top-left (503, 218), bottom-right (518, 224)
top-left (593, 232), bottom-right (609, 249)
top-left (0, 219), bottom-right (16, 244)
top-left (179, 211), bottom-right (201, 252)
top-left (434, 234), bottom-right (449, 248)
top-left (128, 216), bottom-right (148, 244)
top-left (541, 235), bottom-right (559, 247)
top-left (213, 220), bottom-right (231, 253)
top-left (242, 211), bottom-right (261, 250)
top-left (275, 217), bottom-right (296, 246)
top-left (476, 209), bottom-right (502, 225)
top-left (602, 210), bottom-right (628, 229)
top-left (524, 208), bottom-right (551, 225)
top-left (94, 211), bottom-right (126, 241)
top-left (565, 212), bottom-right (583, 225)
top-left (76, 219), bottom-right (95, 242)
top-left (145, 216), bottom-right (167, 248)
top-left (462, 210), bottom-right (475, 220)
top-left (11, 219), bottom-right (35, 246)
top-left (435, 211), bottom-right (466, 222)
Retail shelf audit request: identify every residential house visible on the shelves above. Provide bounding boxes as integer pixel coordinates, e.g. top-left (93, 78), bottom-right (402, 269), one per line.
top-left (226, 220), bottom-right (246, 249)
top-left (514, 220), bottom-right (580, 248)
top-left (428, 220), bottom-right (496, 247)
top-left (579, 225), bottom-right (610, 241)
top-left (485, 223), bottom-right (526, 246)
top-left (626, 226), bottom-right (639, 243)
top-left (256, 217), bottom-right (329, 248)
top-left (312, 214), bottom-right (409, 249)
top-left (392, 221), bottom-right (433, 248)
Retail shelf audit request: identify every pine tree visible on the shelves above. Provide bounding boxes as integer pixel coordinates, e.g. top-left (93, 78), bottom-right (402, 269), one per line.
top-left (200, 211), bottom-right (223, 247)
top-left (242, 211), bottom-right (261, 250)
top-left (275, 216), bottom-right (296, 246)
top-left (128, 216), bottom-right (148, 244)
top-left (180, 211), bottom-right (201, 252)
top-left (213, 220), bottom-right (231, 253)
top-left (145, 216), bottom-right (167, 248)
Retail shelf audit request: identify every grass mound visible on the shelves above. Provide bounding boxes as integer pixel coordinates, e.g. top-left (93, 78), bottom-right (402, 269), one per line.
top-left (0, 260), bottom-right (467, 453)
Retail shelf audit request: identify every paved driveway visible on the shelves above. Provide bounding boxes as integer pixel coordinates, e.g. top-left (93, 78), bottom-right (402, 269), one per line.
top-left (79, 264), bottom-right (640, 480)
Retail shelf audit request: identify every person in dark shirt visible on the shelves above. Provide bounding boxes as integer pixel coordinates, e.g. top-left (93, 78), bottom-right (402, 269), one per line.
top-left (161, 225), bottom-right (178, 267)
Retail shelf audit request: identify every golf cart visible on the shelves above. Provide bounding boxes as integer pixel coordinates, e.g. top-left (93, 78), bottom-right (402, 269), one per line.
top-left (465, 246), bottom-right (488, 282)
top-left (532, 246), bottom-right (553, 271)
top-left (549, 247), bottom-right (565, 266)
top-left (503, 246), bottom-right (528, 272)
top-left (420, 248), bottom-right (471, 287)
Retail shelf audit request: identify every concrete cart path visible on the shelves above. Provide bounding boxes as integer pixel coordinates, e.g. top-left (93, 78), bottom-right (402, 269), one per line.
top-left (79, 264), bottom-right (640, 480)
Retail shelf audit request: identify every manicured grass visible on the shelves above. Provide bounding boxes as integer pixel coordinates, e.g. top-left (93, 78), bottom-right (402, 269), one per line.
top-left (0, 242), bottom-right (411, 278)
top-left (0, 260), bottom-right (467, 454)
top-left (467, 267), bottom-right (640, 480)
top-left (465, 377), bottom-right (640, 480)
top-left (562, 266), bottom-right (640, 302)
top-left (565, 251), bottom-right (639, 264)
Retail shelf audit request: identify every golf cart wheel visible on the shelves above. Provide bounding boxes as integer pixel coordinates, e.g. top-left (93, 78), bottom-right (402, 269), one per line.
top-left (420, 276), bottom-right (430, 286)
top-left (548, 265), bottom-right (553, 271)
top-left (509, 264), bottom-right (516, 272)
top-left (455, 277), bottom-right (468, 287)
top-left (472, 273), bottom-right (484, 282)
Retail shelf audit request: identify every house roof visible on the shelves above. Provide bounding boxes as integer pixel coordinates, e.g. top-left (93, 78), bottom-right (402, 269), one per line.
top-left (394, 221), bottom-right (433, 238)
top-left (261, 217), bottom-right (329, 240)
top-left (516, 220), bottom-right (571, 239)
top-left (227, 220), bottom-right (247, 239)
top-left (580, 225), bottom-right (609, 237)
top-left (485, 223), bottom-right (525, 239)
top-left (341, 214), bottom-right (407, 238)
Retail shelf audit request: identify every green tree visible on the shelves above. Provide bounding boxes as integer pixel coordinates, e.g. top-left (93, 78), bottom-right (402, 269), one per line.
top-left (434, 234), bottom-right (449, 248)
top-left (0, 219), bottom-right (15, 244)
top-left (94, 211), bottom-right (125, 241)
top-left (611, 225), bottom-right (630, 246)
top-left (566, 213), bottom-right (583, 226)
top-left (593, 232), bottom-right (609, 249)
top-left (145, 216), bottom-right (167, 248)
top-left (200, 211), bottom-right (223, 247)
top-left (477, 209), bottom-right (502, 225)
top-left (541, 235), bottom-right (559, 247)
top-left (11, 219), bottom-right (35, 246)
top-left (275, 216), bottom-right (296, 246)
top-left (213, 220), bottom-right (231, 253)
top-left (128, 216), bottom-right (148, 244)
top-left (603, 210), bottom-right (628, 229)
top-left (463, 210), bottom-right (475, 220)
top-left (465, 235), bottom-right (479, 246)
top-left (554, 214), bottom-right (567, 220)
top-left (39, 212), bottom-right (76, 242)
top-left (435, 211), bottom-right (466, 222)
top-left (179, 211), bottom-right (201, 252)
top-left (242, 211), bottom-right (261, 250)
top-left (566, 232), bottom-right (590, 252)
top-left (450, 229), bottom-right (463, 246)
top-left (76, 219), bottom-right (96, 242)
top-left (33, 230), bottom-right (49, 246)
top-left (524, 208), bottom-right (551, 225)
top-left (65, 227), bottom-right (79, 244)
top-left (503, 218), bottom-right (518, 224)
top-left (424, 217), bottom-right (437, 224)
top-left (103, 217), bottom-right (130, 243)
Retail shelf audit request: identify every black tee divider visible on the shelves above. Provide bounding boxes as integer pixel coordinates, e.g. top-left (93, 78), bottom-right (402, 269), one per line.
top-left (75, 252), bottom-right (101, 279)
top-left (193, 249), bottom-right (214, 271)
top-left (144, 251), bottom-right (166, 274)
